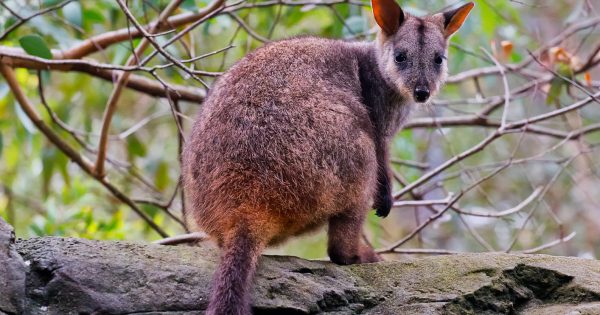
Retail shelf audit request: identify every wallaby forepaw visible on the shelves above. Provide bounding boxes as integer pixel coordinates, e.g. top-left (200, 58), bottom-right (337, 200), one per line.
top-left (374, 193), bottom-right (392, 218)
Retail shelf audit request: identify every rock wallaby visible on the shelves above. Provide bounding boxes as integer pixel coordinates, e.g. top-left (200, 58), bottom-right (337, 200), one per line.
top-left (182, 0), bottom-right (474, 313)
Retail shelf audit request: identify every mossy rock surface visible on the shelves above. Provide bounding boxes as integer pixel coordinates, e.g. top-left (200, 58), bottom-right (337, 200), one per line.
top-left (2, 217), bottom-right (600, 314)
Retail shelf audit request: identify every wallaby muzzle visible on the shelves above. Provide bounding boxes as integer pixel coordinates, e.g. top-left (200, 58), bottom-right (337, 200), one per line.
top-left (414, 85), bottom-right (430, 103)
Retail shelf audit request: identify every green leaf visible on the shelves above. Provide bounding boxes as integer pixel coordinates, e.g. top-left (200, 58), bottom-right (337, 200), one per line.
top-left (29, 223), bottom-right (45, 237)
top-left (42, 148), bottom-right (57, 197)
top-left (181, 0), bottom-right (197, 11)
top-left (14, 102), bottom-right (37, 134)
top-left (127, 135), bottom-right (147, 157)
top-left (83, 9), bottom-right (105, 24)
top-left (479, 2), bottom-right (496, 39)
top-left (154, 161), bottom-right (170, 191)
top-left (56, 151), bottom-right (71, 187)
top-left (3, 16), bottom-right (17, 30)
top-left (19, 35), bottom-right (53, 59)
top-left (0, 132), bottom-right (3, 157)
top-left (109, 8), bottom-right (120, 27)
top-left (62, 2), bottom-right (83, 27)
top-left (546, 78), bottom-right (563, 105)
top-left (556, 63), bottom-right (574, 79)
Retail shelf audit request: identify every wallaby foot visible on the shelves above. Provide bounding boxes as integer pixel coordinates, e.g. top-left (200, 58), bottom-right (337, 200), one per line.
top-left (329, 242), bottom-right (381, 265)
top-left (327, 210), bottom-right (381, 265)
top-left (359, 244), bottom-right (382, 263)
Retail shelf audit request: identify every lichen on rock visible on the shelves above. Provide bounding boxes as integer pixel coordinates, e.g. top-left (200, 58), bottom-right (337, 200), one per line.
top-left (1, 217), bottom-right (600, 315)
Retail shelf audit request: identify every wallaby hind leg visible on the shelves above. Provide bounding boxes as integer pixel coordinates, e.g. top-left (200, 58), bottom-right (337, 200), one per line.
top-left (327, 208), bottom-right (381, 265)
top-left (206, 225), bottom-right (266, 315)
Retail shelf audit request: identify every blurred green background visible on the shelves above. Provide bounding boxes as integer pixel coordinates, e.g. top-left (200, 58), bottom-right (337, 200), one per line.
top-left (1, 0), bottom-right (599, 259)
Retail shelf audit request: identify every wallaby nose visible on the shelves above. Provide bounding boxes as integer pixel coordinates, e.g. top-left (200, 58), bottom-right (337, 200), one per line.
top-left (414, 86), bottom-right (430, 103)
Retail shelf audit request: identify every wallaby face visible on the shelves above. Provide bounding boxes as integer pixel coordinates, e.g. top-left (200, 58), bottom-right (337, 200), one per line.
top-left (373, 0), bottom-right (474, 103)
top-left (182, 1), bottom-right (473, 314)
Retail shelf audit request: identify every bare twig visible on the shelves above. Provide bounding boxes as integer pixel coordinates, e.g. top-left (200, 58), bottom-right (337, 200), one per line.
top-left (0, 63), bottom-right (168, 237)
top-left (95, 0), bottom-right (185, 178)
top-left (517, 232), bottom-right (576, 254)
top-left (154, 232), bottom-right (209, 245)
top-left (0, 47), bottom-right (205, 103)
top-left (393, 193), bottom-right (455, 208)
top-left (0, 0), bottom-right (75, 40)
top-left (451, 187), bottom-right (543, 218)
top-left (480, 48), bottom-right (512, 130)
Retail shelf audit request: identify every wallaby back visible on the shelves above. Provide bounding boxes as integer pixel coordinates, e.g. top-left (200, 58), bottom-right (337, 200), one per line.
top-left (183, 37), bottom-right (379, 242)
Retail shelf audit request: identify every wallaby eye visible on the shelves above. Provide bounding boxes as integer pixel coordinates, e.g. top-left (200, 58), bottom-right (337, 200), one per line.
top-left (395, 52), bottom-right (407, 63)
top-left (434, 55), bottom-right (445, 65)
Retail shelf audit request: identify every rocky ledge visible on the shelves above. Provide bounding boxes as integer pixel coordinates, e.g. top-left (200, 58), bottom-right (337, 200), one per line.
top-left (1, 217), bottom-right (599, 315)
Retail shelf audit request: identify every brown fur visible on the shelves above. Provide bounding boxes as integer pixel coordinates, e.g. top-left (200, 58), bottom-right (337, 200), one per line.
top-left (181, 2), bottom-right (473, 314)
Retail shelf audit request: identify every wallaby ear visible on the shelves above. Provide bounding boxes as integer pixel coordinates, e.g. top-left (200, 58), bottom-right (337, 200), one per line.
top-left (372, 0), bottom-right (404, 35)
top-left (439, 2), bottom-right (474, 38)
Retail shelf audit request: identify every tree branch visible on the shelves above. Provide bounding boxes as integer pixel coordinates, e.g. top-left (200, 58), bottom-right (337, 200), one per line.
top-left (0, 63), bottom-right (169, 238)
top-left (0, 48), bottom-right (205, 103)
top-left (95, 0), bottom-right (186, 178)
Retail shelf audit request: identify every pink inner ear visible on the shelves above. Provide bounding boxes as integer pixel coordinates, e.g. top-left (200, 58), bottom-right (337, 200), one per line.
top-left (445, 2), bottom-right (474, 37)
top-left (372, 0), bottom-right (403, 35)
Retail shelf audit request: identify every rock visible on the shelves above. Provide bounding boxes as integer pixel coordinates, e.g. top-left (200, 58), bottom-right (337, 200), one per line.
top-left (2, 230), bottom-right (599, 314)
top-left (0, 217), bottom-right (26, 314)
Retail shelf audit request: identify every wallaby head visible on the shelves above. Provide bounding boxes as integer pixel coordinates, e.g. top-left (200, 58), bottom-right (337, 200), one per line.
top-left (372, 0), bottom-right (474, 103)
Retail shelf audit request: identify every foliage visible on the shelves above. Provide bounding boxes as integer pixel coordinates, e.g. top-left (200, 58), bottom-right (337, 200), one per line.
top-left (1, 0), bottom-right (599, 259)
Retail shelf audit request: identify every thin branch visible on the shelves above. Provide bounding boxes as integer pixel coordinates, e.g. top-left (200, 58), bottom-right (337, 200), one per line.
top-left (505, 91), bottom-right (600, 129)
top-left (505, 155), bottom-right (579, 252)
top-left (95, 0), bottom-right (185, 178)
top-left (457, 214), bottom-right (495, 251)
top-left (0, 63), bottom-right (168, 238)
top-left (480, 48), bottom-right (512, 130)
top-left (0, 48), bottom-right (205, 103)
top-left (154, 232), bottom-right (209, 245)
top-left (115, 0), bottom-right (208, 85)
top-left (59, 0), bottom-right (228, 59)
top-left (381, 248), bottom-right (464, 255)
top-left (180, 45), bottom-right (236, 63)
top-left (382, 163), bottom-right (511, 253)
top-left (393, 131), bottom-right (501, 200)
top-left (393, 193), bottom-right (455, 208)
top-left (517, 232), bottom-right (576, 254)
top-left (0, 0), bottom-right (75, 40)
top-left (445, 16), bottom-right (600, 84)
top-left (227, 12), bottom-right (270, 43)
top-left (0, 2), bottom-right (24, 19)
top-left (451, 186), bottom-right (543, 218)
top-left (527, 50), bottom-right (600, 104)
top-left (391, 158), bottom-right (430, 170)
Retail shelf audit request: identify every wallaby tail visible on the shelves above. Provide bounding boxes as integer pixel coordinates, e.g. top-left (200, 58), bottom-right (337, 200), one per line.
top-left (206, 226), bottom-right (264, 315)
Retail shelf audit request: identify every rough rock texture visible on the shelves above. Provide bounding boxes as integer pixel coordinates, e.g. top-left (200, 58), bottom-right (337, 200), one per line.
top-left (0, 217), bottom-right (26, 314)
top-left (1, 218), bottom-right (600, 315)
